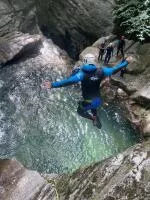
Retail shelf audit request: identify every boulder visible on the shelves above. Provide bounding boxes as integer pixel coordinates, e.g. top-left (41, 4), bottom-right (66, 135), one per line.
top-left (79, 46), bottom-right (99, 63)
top-left (0, 32), bottom-right (42, 64)
top-left (143, 113), bottom-right (150, 137)
top-left (0, 159), bottom-right (57, 200)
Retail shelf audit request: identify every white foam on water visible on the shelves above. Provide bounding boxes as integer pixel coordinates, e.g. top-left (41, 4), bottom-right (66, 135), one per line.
top-left (0, 80), bottom-right (4, 88)
top-left (0, 131), bottom-right (5, 140)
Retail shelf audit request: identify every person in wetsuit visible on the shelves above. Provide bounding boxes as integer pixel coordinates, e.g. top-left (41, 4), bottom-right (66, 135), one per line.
top-left (43, 57), bottom-right (131, 129)
top-left (98, 40), bottom-right (106, 61)
top-left (104, 43), bottom-right (114, 64)
top-left (117, 36), bottom-right (126, 59)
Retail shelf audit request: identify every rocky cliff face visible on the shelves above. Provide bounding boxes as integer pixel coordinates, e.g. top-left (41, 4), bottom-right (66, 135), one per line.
top-left (0, 0), bottom-right (38, 36)
top-left (0, 0), bottom-right (115, 63)
top-left (0, 140), bottom-right (149, 200)
top-left (36, 0), bottom-right (115, 58)
top-left (0, 0), bottom-right (41, 65)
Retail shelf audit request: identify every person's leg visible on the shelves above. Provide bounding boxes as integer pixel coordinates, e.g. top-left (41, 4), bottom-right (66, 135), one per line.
top-left (78, 98), bottom-right (102, 128)
top-left (104, 54), bottom-right (108, 64)
top-left (117, 48), bottom-right (120, 56)
top-left (101, 50), bottom-right (104, 60)
top-left (91, 109), bottom-right (102, 129)
top-left (107, 54), bottom-right (111, 64)
top-left (90, 98), bottom-right (102, 129)
top-left (77, 101), bottom-right (94, 120)
top-left (120, 68), bottom-right (126, 78)
top-left (121, 48), bottom-right (124, 59)
top-left (91, 109), bottom-right (97, 117)
top-left (100, 54), bottom-right (102, 60)
top-left (77, 98), bottom-right (102, 128)
top-left (98, 49), bottom-right (103, 61)
top-left (98, 52), bottom-right (101, 61)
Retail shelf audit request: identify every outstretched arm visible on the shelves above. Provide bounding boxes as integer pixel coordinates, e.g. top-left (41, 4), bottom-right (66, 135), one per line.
top-left (51, 70), bottom-right (84, 88)
top-left (102, 60), bottom-right (129, 76)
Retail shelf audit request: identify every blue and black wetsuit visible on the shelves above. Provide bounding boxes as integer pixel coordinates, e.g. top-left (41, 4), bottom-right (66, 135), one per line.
top-left (104, 46), bottom-right (113, 64)
top-left (51, 60), bottom-right (129, 125)
top-left (117, 39), bottom-right (126, 59)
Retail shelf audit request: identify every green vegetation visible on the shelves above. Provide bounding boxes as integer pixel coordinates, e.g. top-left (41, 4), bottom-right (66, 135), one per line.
top-left (113, 0), bottom-right (150, 41)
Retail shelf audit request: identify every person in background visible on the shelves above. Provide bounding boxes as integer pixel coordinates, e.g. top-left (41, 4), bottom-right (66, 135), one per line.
top-left (117, 35), bottom-right (126, 59)
top-left (98, 40), bottom-right (106, 61)
top-left (42, 56), bottom-right (132, 129)
top-left (104, 43), bottom-right (113, 64)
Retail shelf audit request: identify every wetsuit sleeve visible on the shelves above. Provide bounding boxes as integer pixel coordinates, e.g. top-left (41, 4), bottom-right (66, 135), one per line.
top-left (103, 60), bottom-right (129, 76)
top-left (51, 70), bottom-right (85, 88)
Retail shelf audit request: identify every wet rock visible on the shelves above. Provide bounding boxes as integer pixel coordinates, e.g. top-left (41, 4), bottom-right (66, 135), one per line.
top-left (110, 77), bottom-right (137, 95)
top-left (143, 114), bottom-right (150, 137)
top-left (56, 141), bottom-right (150, 200)
top-left (79, 46), bottom-right (99, 63)
top-left (117, 88), bottom-right (128, 98)
top-left (92, 35), bottom-right (116, 48)
top-left (131, 84), bottom-right (150, 106)
top-left (0, 32), bottom-right (42, 64)
top-left (1, 141), bottom-right (149, 200)
top-left (0, 159), bottom-right (57, 200)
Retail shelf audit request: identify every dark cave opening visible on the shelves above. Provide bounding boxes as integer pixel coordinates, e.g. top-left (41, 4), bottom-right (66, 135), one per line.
top-left (40, 24), bottom-right (98, 60)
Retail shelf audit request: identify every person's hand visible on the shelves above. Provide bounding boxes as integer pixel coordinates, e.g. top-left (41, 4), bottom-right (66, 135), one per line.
top-left (126, 56), bottom-right (133, 63)
top-left (42, 81), bottom-right (52, 89)
top-left (103, 102), bottom-right (109, 107)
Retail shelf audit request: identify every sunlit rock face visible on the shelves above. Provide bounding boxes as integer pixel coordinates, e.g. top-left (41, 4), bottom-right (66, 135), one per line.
top-left (36, 0), bottom-right (115, 59)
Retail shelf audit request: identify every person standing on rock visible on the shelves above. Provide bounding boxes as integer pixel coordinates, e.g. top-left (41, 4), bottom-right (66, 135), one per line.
top-left (43, 56), bottom-right (132, 129)
top-left (98, 40), bottom-right (106, 61)
top-left (104, 43), bottom-right (114, 64)
top-left (116, 35), bottom-right (126, 59)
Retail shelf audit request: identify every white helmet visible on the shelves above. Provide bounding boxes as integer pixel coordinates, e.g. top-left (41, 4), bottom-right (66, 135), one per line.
top-left (83, 53), bottom-right (96, 64)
